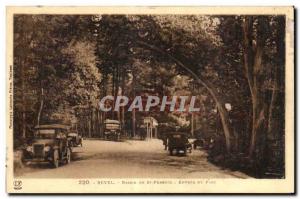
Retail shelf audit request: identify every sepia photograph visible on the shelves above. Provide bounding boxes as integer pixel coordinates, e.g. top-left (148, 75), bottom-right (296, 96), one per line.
top-left (6, 6), bottom-right (294, 193)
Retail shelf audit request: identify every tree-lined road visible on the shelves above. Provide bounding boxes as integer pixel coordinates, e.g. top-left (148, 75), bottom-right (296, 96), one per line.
top-left (18, 139), bottom-right (249, 178)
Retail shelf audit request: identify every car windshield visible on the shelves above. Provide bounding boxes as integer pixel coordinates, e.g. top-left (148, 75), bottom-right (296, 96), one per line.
top-left (35, 129), bottom-right (56, 139)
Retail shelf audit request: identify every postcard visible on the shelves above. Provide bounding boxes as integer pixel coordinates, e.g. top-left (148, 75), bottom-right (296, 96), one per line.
top-left (6, 6), bottom-right (294, 193)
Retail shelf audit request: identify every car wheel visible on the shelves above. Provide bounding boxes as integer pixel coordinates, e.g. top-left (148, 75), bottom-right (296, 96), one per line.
top-left (52, 150), bottom-right (59, 168)
top-left (66, 148), bottom-right (71, 164)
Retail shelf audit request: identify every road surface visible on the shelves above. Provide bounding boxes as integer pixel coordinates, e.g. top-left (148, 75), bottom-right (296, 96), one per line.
top-left (17, 139), bottom-right (250, 178)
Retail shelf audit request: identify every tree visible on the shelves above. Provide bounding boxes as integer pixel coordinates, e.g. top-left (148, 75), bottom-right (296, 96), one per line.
top-left (13, 15), bottom-right (101, 139)
top-left (217, 15), bottom-right (285, 176)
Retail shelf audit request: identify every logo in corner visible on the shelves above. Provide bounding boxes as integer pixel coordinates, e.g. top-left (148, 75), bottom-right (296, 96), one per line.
top-left (13, 180), bottom-right (22, 190)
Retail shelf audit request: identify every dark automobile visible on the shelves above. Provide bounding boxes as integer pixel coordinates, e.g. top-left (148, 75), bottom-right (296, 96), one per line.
top-left (193, 138), bottom-right (206, 149)
top-left (193, 132), bottom-right (218, 150)
top-left (167, 132), bottom-right (192, 156)
top-left (67, 131), bottom-right (83, 147)
top-left (104, 119), bottom-right (121, 141)
top-left (23, 124), bottom-right (72, 168)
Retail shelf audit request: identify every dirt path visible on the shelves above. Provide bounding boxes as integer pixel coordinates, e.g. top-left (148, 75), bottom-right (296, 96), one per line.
top-left (17, 139), bottom-right (250, 178)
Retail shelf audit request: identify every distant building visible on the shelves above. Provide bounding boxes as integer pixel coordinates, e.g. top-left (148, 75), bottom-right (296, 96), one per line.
top-left (142, 117), bottom-right (158, 139)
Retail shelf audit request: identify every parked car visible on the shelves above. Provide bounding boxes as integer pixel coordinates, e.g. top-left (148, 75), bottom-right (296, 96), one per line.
top-left (167, 132), bottom-right (192, 156)
top-left (193, 131), bottom-right (216, 150)
top-left (193, 138), bottom-right (205, 149)
top-left (23, 124), bottom-right (72, 168)
top-left (104, 119), bottom-right (121, 141)
top-left (67, 131), bottom-right (83, 147)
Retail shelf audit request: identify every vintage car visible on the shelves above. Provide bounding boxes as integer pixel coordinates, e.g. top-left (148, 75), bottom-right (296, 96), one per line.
top-left (67, 131), bottom-right (83, 147)
top-left (193, 132), bottom-right (217, 150)
top-left (193, 138), bottom-right (205, 149)
top-left (23, 124), bottom-right (72, 168)
top-left (104, 119), bottom-right (121, 141)
top-left (167, 132), bottom-right (192, 156)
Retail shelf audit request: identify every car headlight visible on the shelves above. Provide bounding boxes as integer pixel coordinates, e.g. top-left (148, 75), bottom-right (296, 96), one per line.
top-left (44, 146), bottom-right (51, 152)
top-left (26, 146), bottom-right (33, 152)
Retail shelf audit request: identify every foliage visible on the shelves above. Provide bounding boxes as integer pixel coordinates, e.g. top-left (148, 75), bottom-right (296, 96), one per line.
top-left (13, 14), bottom-right (285, 178)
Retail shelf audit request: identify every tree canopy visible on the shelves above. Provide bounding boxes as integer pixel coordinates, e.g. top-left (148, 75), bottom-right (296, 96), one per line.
top-left (13, 14), bottom-right (285, 178)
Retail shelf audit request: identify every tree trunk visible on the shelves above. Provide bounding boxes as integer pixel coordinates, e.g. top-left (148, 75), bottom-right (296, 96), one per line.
top-left (95, 109), bottom-right (99, 137)
top-left (99, 111), bottom-right (103, 137)
top-left (121, 70), bottom-right (126, 136)
top-left (115, 65), bottom-right (120, 121)
top-left (88, 108), bottom-right (92, 138)
top-left (21, 59), bottom-right (26, 138)
top-left (267, 74), bottom-right (278, 136)
top-left (243, 16), bottom-right (267, 157)
top-left (37, 87), bottom-right (44, 126)
top-left (267, 16), bottom-right (285, 138)
top-left (91, 108), bottom-right (94, 137)
top-left (191, 113), bottom-right (194, 137)
top-left (132, 71), bottom-right (136, 138)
